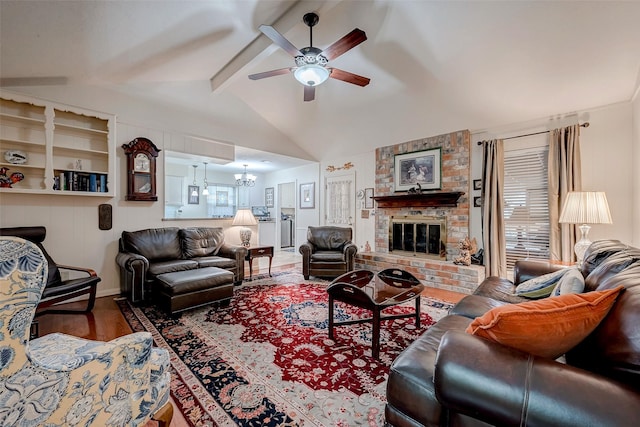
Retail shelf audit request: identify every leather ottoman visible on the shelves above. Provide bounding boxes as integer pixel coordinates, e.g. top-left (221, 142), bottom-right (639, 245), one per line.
top-left (155, 267), bottom-right (234, 315)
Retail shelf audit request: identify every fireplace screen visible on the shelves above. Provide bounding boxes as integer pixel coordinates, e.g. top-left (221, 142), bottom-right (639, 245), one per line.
top-left (389, 216), bottom-right (446, 259)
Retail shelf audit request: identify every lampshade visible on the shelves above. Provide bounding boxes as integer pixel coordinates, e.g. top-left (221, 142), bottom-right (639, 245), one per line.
top-left (232, 209), bottom-right (258, 227)
top-left (559, 191), bottom-right (612, 265)
top-left (559, 192), bottom-right (612, 225)
top-left (232, 209), bottom-right (258, 247)
top-left (294, 64), bottom-right (330, 87)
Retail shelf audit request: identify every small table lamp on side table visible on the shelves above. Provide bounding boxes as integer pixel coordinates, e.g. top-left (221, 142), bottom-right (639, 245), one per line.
top-left (559, 191), bottom-right (612, 265)
top-left (233, 208), bottom-right (258, 247)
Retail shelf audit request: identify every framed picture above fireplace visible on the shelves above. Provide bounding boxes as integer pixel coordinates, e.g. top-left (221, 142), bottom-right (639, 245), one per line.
top-left (394, 148), bottom-right (442, 192)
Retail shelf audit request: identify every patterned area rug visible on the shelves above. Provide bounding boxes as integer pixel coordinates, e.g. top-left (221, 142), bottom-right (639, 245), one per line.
top-left (118, 270), bottom-right (452, 426)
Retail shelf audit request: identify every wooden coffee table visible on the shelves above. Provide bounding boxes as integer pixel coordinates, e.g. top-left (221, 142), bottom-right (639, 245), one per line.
top-left (327, 268), bottom-right (425, 359)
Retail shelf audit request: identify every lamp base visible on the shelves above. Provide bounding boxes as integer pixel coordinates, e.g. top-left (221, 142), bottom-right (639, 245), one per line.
top-left (574, 224), bottom-right (591, 265)
top-left (239, 227), bottom-right (252, 247)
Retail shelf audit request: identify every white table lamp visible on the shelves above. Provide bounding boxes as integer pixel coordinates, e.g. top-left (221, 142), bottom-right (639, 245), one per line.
top-left (559, 191), bottom-right (612, 264)
top-left (232, 209), bottom-right (258, 247)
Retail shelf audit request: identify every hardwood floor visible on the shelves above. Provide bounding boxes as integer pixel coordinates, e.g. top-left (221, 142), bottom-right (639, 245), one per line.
top-left (35, 259), bottom-right (465, 427)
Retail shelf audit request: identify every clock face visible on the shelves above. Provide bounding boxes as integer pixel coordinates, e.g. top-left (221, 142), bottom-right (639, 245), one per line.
top-left (134, 153), bottom-right (150, 172)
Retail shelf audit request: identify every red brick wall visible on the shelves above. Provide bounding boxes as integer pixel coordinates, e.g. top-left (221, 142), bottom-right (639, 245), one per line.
top-left (374, 130), bottom-right (471, 260)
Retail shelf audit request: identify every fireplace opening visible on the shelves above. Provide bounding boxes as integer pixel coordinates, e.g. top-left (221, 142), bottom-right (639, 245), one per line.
top-left (389, 215), bottom-right (446, 259)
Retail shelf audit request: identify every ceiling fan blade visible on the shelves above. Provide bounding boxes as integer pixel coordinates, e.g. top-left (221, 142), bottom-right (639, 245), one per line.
top-left (322, 29), bottom-right (367, 61)
top-left (259, 24), bottom-right (302, 57)
top-left (248, 68), bottom-right (292, 80)
top-left (303, 85), bottom-right (315, 102)
top-left (329, 68), bottom-right (370, 87)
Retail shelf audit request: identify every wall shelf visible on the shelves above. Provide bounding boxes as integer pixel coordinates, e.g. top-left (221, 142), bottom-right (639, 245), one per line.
top-left (0, 91), bottom-right (115, 196)
top-left (373, 192), bottom-right (465, 208)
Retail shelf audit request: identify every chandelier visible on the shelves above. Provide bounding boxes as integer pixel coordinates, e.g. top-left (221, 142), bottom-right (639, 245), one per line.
top-left (235, 164), bottom-right (256, 187)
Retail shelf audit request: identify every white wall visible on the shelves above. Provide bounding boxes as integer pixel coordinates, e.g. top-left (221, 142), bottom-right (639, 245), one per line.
top-left (1, 96), bottom-right (636, 302)
top-left (470, 102), bottom-right (635, 247)
top-left (0, 121), bottom-right (263, 298)
top-left (263, 164), bottom-right (321, 249)
top-left (320, 151), bottom-right (377, 251)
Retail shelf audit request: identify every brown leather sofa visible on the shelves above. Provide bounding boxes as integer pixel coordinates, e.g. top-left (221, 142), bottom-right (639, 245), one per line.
top-left (116, 227), bottom-right (246, 305)
top-left (386, 239), bottom-right (640, 426)
top-left (299, 226), bottom-right (358, 279)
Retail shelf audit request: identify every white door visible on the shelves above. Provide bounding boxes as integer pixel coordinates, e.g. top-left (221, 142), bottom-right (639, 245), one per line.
top-left (325, 172), bottom-right (356, 232)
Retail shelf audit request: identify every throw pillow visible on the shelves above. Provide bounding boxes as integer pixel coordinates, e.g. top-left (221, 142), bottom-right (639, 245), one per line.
top-left (465, 285), bottom-right (624, 359)
top-left (515, 268), bottom-right (568, 298)
top-left (551, 268), bottom-right (585, 297)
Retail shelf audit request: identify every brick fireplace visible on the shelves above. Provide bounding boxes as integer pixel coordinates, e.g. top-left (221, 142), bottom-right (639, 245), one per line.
top-left (354, 130), bottom-right (485, 294)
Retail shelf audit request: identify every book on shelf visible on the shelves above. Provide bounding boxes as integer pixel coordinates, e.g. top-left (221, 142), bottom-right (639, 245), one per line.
top-left (55, 171), bottom-right (108, 192)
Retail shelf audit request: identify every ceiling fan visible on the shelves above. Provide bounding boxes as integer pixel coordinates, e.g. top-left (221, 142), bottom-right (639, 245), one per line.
top-left (248, 12), bottom-right (370, 102)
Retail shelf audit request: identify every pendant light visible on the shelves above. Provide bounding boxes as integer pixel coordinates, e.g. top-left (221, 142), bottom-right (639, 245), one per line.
top-left (202, 162), bottom-right (209, 195)
top-left (191, 165), bottom-right (198, 197)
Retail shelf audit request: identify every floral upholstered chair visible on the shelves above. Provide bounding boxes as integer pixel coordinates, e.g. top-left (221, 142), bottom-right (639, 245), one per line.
top-left (0, 236), bottom-right (173, 426)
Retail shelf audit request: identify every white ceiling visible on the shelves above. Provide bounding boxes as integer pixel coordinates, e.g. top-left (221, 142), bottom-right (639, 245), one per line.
top-left (1, 0), bottom-right (639, 173)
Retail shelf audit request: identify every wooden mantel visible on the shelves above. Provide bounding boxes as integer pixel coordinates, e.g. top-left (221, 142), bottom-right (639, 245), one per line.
top-left (372, 191), bottom-right (464, 208)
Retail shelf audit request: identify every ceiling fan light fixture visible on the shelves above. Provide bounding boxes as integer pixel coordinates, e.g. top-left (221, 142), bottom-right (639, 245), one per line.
top-left (294, 64), bottom-right (329, 87)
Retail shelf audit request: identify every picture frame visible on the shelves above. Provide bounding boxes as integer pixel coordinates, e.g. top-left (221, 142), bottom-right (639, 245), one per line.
top-left (216, 190), bottom-right (228, 206)
top-left (265, 187), bottom-right (274, 208)
top-left (364, 187), bottom-right (374, 209)
top-left (299, 182), bottom-right (315, 209)
top-left (394, 147), bottom-right (442, 192)
top-left (188, 185), bottom-right (199, 204)
top-left (474, 196), bottom-right (482, 208)
top-left (473, 179), bottom-right (482, 191)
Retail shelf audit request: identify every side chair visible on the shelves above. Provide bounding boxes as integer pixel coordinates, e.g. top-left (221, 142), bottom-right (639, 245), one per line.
top-left (0, 236), bottom-right (173, 426)
top-left (299, 226), bottom-right (358, 279)
top-left (0, 226), bottom-right (100, 315)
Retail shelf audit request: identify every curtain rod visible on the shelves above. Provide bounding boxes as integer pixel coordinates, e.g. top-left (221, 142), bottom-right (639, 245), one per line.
top-left (476, 122), bottom-right (590, 145)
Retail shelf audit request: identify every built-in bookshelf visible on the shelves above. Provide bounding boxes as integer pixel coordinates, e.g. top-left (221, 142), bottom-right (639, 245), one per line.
top-left (0, 92), bottom-right (115, 196)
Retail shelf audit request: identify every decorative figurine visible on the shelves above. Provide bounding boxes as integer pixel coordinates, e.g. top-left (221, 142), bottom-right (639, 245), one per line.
top-left (0, 167), bottom-right (25, 188)
top-left (453, 237), bottom-right (478, 266)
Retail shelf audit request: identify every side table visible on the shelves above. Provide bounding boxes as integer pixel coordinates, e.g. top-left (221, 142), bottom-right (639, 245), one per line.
top-left (245, 245), bottom-right (274, 280)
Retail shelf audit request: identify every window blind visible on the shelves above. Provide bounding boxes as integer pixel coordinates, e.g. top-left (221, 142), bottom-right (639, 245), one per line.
top-left (503, 145), bottom-right (550, 269)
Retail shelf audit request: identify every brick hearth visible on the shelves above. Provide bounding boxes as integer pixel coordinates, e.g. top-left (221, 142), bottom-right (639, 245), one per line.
top-left (355, 252), bottom-right (485, 295)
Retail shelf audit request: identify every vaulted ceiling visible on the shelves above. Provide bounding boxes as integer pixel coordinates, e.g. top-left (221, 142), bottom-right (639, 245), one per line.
top-left (2, 0), bottom-right (639, 171)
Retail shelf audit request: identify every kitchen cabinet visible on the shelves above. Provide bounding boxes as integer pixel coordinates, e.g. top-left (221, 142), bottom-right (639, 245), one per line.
top-left (280, 182), bottom-right (295, 208)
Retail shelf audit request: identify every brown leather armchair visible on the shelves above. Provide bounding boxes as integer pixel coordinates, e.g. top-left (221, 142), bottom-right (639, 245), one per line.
top-left (0, 226), bottom-right (100, 315)
top-left (299, 226), bottom-right (357, 279)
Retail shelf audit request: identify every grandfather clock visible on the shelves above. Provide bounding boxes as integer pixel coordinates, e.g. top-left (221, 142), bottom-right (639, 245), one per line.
top-left (122, 137), bottom-right (160, 201)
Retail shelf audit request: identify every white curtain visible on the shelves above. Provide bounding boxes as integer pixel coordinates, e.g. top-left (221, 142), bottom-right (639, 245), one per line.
top-left (326, 179), bottom-right (352, 225)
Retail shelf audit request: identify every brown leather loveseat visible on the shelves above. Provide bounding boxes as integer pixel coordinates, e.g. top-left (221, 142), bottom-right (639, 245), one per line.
top-left (299, 226), bottom-right (358, 279)
top-left (386, 239), bottom-right (640, 426)
top-left (116, 227), bottom-right (246, 306)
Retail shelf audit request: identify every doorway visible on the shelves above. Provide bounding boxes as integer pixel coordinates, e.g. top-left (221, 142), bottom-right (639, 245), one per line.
top-left (278, 181), bottom-right (296, 249)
